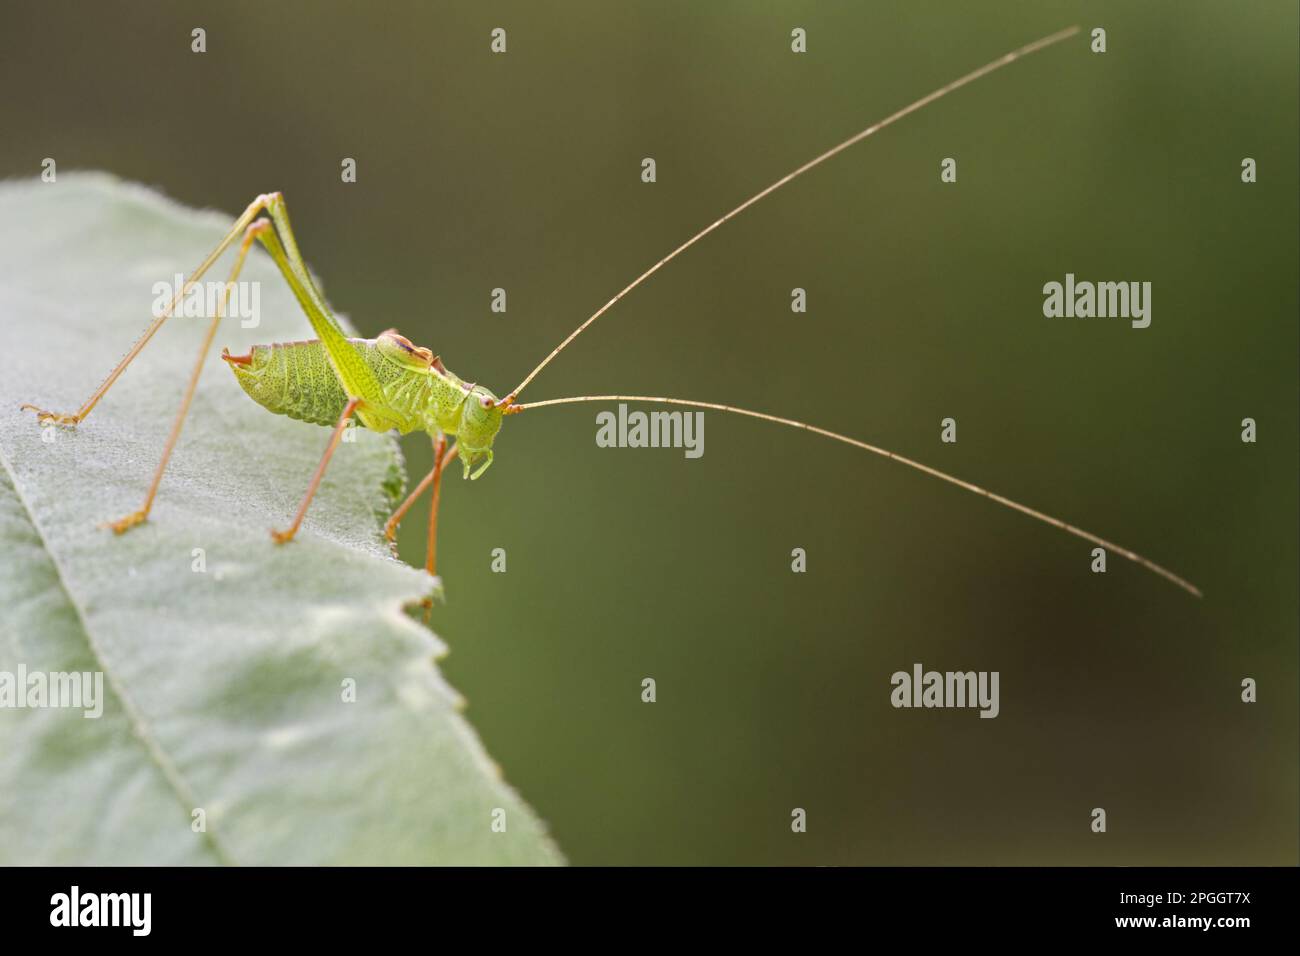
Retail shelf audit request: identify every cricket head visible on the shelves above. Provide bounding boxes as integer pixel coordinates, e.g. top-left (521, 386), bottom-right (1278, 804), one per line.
top-left (456, 384), bottom-right (504, 480)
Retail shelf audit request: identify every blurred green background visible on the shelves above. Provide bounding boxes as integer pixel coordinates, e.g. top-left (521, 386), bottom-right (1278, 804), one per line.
top-left (2, 1), bottom-right (1295, 864)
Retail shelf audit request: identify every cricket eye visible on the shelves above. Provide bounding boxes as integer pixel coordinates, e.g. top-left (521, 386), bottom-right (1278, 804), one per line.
top-left (480, 396), bottom-right (494, 409)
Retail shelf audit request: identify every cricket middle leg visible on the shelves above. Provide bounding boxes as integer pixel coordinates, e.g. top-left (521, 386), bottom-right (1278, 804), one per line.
top-left (271, 397), bottom-right (364, 544)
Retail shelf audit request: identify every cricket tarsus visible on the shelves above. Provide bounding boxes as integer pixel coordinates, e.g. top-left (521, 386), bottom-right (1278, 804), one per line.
top-left (506, 396), bottom-right (1202, 599)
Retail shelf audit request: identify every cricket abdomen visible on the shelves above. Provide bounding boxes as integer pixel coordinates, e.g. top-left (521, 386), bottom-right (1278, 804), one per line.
top-left (223, 336), bottom-right (446, 434)
top-left (223, 338), bottom-right (355, 427)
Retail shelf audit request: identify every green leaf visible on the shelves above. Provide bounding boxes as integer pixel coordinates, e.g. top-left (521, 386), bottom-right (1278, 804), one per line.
top-left (0, 174), bottom-right (562, 865)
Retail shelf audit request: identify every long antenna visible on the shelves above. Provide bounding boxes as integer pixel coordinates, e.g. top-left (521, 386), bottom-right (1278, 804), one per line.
top-left (506, 394), bottom-right (1202, 598)
top-left (502, 24), bottom-right (1081, 405)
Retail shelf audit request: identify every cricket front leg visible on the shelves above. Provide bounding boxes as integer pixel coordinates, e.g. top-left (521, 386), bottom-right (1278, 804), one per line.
top-left (422, 437), bottom-right (459, 620)
top-left (424, 438), bottom-right (458, 578)
top-left (271, 397), bottom-right (364, 544)
top-left (105, 219), bottom-right (273, 534)
top-left (21, 193), bottom-right (280, 428)
top-left (384, 433), bottom-right (444, 543)
top-left (383, 434), bottom-right (460, 575)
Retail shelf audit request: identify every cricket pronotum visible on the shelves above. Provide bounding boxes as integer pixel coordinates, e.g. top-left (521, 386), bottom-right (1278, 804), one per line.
top-left (18, 24), bottom-right (1203, 599)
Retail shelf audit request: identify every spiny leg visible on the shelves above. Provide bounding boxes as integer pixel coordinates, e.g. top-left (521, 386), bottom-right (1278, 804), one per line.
top-left (105, 220), bottom-right (273, 534)
top-left (422, 438), bottom-right (459, 620)
top-left (383, 436), bottom-right (460, 571)
top-left (424, 438), bottom-right (459, 578)
top-left (271, 397), bottom-right (364, 544)
top-left (384, 434), bottom-right (446, 541)
top-left (383, 436), bottom-right (460, 621)
top-left (21, 193), bottom-right (281, 427)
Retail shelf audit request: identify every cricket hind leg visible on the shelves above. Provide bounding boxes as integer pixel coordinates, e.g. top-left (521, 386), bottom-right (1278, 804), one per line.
top-left (239, 198), bottom-right (403, 435)
top-left (233, 201), bottom-right (377, 545)
top-left (21, 193), bottom-right (281, 427)
top-left (271, 396), bottom-right (365, 544)
top-left (104, 219), bottom-right (273, 534)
